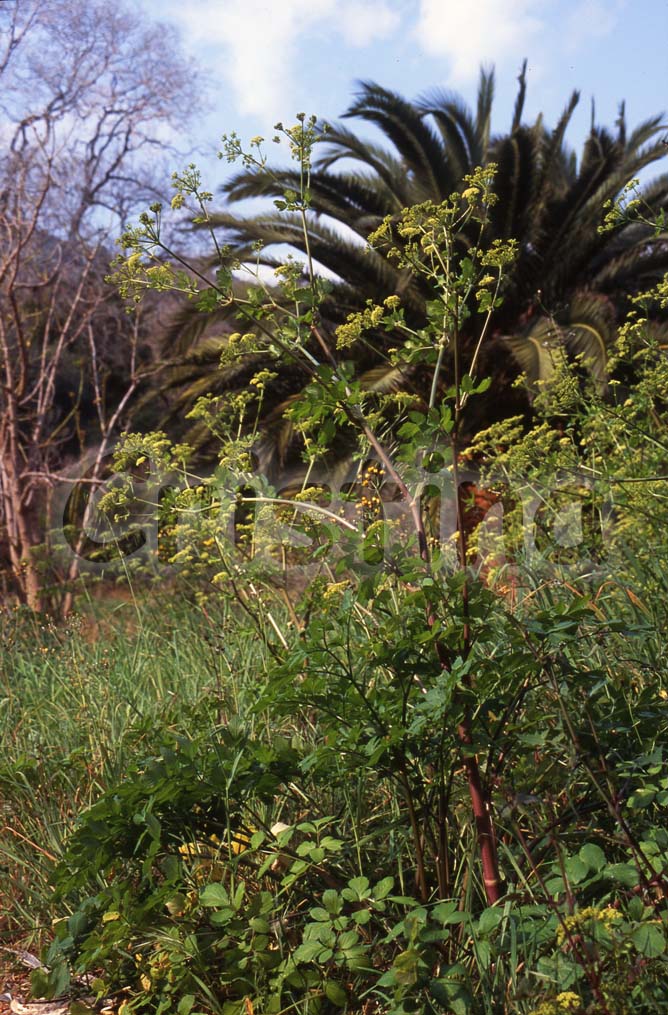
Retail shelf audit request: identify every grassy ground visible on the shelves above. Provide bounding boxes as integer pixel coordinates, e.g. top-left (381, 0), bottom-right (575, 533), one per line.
top-left (3, 564), bottom-right (668, 1013)
top-left (0, 588), bottom-right (263, 953)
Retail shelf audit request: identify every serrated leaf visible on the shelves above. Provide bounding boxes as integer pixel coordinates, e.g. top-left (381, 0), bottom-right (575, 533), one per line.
top-left (293, 940), bottom-right (322, 963)
top-left (199, 883), bottom-right (229, 907)
top-left (345, 876), bottom-right (371, 900)
top-left (373, 876), bottom-right (394, 899)
top-left (319, 836), bottom-right (344, 851)
top-left (322, 889), bottom-right (342, 914)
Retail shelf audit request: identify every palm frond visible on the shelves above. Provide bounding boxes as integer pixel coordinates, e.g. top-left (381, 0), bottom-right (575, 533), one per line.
top-left (504, 291), bottom-right (616, 390)
top-left (343, 81), bottom-right (448, 199)
top-left (158, 67), bottom-right (668, 473)
top-left (489, 127), bottom-right (540, 240)
top-left (417, 89), bottom-right (478, 181)
top-left (511, 59), bottom-right (527, 132)
top-left (626, 113), bottom-right (666, 152)
top-left (476, 65), bottom-right (495, 152)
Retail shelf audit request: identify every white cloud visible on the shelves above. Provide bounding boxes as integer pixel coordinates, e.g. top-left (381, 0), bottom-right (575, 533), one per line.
top-left (339, 0), bottom-right (401, 47)
top-left (413, 0), bottom-right (546, 83)
top-left (158, 0), bottom-right (329, 120)
top-left (563, 0), bottom-right (627, 51)
top-left (156, 0), bottom-right (402, 121)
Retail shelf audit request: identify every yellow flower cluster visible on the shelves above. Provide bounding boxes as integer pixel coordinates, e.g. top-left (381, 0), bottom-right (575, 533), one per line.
top-left (177, 829), bottom-right (254, 883)
top-left (336, 302), bottom-right (387, 348)
top-left (556, 905), bottom-right (621, 946)
top-left (356, 493), bottom-right (381, 514)
top-left (529, 991), bottom-right (581, 1015)
top-left (363, 462), bottom-right (384, 480)
top-left (249, 368), bottom-right (278, 391)
top-left (322, 581), bottom-right (350, 601)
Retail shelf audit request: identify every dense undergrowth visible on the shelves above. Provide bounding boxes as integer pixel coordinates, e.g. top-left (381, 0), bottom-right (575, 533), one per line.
top-left (3, 555), bottom-right (668, 1014)
top-left (0, 595), bottom-right (268, 941)
top-left (3, 126), bottom-right (668, 1014)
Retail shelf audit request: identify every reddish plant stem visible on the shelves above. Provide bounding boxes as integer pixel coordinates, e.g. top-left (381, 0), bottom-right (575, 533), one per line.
top-left (450, 305), bottom-right (502, 905)
top-left (310, 320), bottom-right (502, 902)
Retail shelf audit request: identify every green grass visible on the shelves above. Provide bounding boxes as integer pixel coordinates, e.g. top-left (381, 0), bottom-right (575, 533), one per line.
top-left (0, 589), bottom-right (266, 947)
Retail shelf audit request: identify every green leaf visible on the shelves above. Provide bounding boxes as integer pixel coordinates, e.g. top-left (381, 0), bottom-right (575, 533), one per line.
top-left (373, 876), bottom-right (394, 899)
top-left (322, 889), bottom-right (342, 915)
top-left (324, 980), bottom-right (348, 1006)
top-left (628, 787), bottom-right (656, 809)
top-left (177, 996), bottom-right (196, 1015)
top-left (209, 909), bottom-right (236, 926)
top-left (475, 938), bottom-right (491, 970)
top-left (433, 902), bottom-right (467, 926)
top-left (545, 876), bottom-right (566, 895)
top-left (579, 842), bottom-right (606, 872)
top-left (392, 948), bottom-right (421, 987)
top-left (199, 883), bottom-right (229, 907)
top-left (196, 288), bottom-right (221, 313)
top-left (232, 881), bottom-right (245, 910)
top-left (338, 930), bottom-right (360, 949)
top-left (432, 901), bottom-right (458, 922)
top-left (31, 960), bottom-right (70, 1001)
top-left (631, 923), bottom-right (666, 957)
top-left (293, 940), bottom-right (322, 964)
top-left (319, 836), bottom-right (344, 851)
top-left (345, 876), bottom-right (371, 901)
top-left (144, 811), bottom-right (161, 839)
top-left (626, 897), bottom-right (645, 922)
top-left (605, 863), bottom-right (640, 888)
top-left (30, 969), bottom-right (50, 1000)
top-left (564, 856), bottom-right (589, 884)
top-left (477, 907), bottom-right (503, 935)
top-left (429, 964), bottom-right (472, 1014)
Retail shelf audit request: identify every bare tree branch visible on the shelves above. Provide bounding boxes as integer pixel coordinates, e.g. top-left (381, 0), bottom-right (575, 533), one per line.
top-left (0, 0), bottom-right (201, 611)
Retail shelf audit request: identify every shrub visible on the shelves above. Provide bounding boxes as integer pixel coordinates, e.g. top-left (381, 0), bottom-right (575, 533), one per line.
top-left (33, 119), bottom-right (668, 1013)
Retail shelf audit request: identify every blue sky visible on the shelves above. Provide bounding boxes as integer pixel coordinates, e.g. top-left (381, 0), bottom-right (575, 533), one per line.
top-left (144, 0), bottom-right (668, 183)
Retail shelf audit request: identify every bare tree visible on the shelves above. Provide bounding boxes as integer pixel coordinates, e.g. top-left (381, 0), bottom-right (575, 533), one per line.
top-left (0, 0), bottom-right (199, 611)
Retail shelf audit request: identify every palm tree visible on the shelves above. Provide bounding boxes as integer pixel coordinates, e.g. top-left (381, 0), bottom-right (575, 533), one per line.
top-left (164, 66), bottom-right (668, 468)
